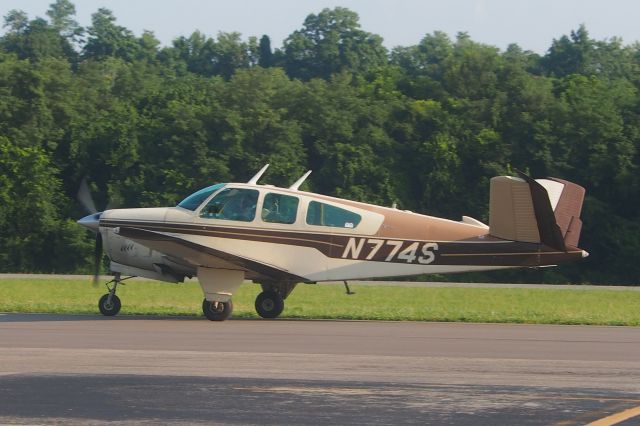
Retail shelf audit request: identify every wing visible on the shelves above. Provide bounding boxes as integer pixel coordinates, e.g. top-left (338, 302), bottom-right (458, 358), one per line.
top-left (116, 226), bottom-right (305, 282)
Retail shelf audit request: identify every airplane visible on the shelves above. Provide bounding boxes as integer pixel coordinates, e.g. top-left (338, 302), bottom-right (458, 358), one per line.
top-left (77, 165), bottom-right (588, 321)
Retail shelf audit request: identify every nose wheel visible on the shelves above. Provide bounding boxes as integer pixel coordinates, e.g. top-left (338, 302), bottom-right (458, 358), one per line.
top-left (99, 293), bottom-right (121, 316)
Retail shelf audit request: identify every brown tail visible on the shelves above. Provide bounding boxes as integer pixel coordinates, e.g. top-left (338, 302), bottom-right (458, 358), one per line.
top-left (546, 178), bottom-right (585, 248)
top-left (489, 172), bottom-right (585, 250)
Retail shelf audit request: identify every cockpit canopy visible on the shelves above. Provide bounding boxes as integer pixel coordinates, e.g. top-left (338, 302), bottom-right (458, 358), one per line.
top-left (178, 183), bottom-right (362, 229)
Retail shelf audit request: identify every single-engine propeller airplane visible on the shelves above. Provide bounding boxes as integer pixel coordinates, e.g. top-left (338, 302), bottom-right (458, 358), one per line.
top-left (77, 165), bottom-right (587, 321)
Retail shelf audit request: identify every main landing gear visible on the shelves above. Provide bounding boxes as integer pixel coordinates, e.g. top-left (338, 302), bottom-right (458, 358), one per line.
top-left (255, 290), bottom-right (284, 319)
top-left (202, 299), bottom-right (233, 321)
top-left (98, 273), bottom-right (132, 316)
top-left (254, 282), bottom-right (296, 319)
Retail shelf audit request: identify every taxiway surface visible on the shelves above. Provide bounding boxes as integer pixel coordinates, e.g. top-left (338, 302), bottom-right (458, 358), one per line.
top-left (1, 314), bottom-right (639, 425)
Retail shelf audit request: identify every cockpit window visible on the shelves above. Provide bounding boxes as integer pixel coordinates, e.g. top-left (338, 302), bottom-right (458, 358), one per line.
top-left (306, 201), bottom-right (361, 228)
top-left (177, 183), bottom-right (226, 211)
top-left (262, 193), bottom-right (299, 224)
top-left (200, 188), bottom-right (259, 222)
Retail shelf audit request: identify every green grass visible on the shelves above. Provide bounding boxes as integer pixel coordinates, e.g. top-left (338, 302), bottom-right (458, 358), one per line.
top-left (1, 279), bottom-right (639, 326)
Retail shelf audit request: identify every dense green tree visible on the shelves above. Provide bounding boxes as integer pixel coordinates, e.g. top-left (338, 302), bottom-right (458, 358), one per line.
top-left (0, 52), bottom-right (76, 156)
top-left (134, 72), bottom-right (230, 205)
top-left (46, 0), bottom-right (83, 43)
top-left (218, 68), bottom-right (306, 184)
top-left (283, 7), bottom-right (387, 80)
top-left (542, 24), bottom-right (638, 79)
top-left (3, 10), bottom-right (28, 33)
top-left (0, 137), bottom-right (92, 272)
top-left (542, 25), bottom-right (594, 77)
top-left (287, 72), bottom-right (399, 204)
top-left (83, 8), bottom-right (140, 61)
top-left (1, 8), bottom-right (77, 61)
top-left (0, 3), bottom-right (639, 283)
top-left (161, 31), bottom-right (256, 78)
top-left (390, 31), bottom-right (453, 100)
top-left (553, 75), bottom-right (636, 195)
top-left (258, 35), bottom-right (273, 67)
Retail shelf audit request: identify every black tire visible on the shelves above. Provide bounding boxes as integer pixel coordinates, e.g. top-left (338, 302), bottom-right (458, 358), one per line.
top-left (255, 290), bottom-right (284, 319)
top-left (98, 293), bottom-right (121, 316)
top-left (202, 298), bottom-right (233, 321)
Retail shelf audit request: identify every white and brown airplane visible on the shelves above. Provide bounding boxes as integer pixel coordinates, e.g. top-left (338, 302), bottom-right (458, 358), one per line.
top-left (77, 165), bottom-right (587, 321)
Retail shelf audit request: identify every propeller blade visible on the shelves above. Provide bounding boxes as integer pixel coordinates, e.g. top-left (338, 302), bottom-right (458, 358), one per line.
top-left (93, 232), bottom-right (103, 286)
top-left (78, 177), bottom-right (98, 215)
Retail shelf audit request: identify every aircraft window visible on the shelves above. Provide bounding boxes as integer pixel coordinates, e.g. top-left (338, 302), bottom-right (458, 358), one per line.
top-left (200, 188), bottom-right (259, 222)
top-left (262, 193), bottom-right (299, 224)
top-left (306, 201), bottom-right (361, 228)
top-left (177, 183), bottom-right (226, 211)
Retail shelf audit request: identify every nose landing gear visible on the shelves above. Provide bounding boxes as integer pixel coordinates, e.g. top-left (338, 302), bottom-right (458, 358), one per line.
top-left (98, 273), bottom-right (130, 316)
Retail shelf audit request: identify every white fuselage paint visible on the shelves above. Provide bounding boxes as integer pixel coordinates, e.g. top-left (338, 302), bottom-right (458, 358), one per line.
top-left (107, 227), bottom-right (510, 283)
top-left (98, 185), bottom-right (509, 284)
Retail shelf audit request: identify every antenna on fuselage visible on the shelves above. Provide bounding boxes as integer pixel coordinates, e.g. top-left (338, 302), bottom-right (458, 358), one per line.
top-left (247, 164), bottom-right (269, 185)
top-left (289, 170), bottom-right (312, 191)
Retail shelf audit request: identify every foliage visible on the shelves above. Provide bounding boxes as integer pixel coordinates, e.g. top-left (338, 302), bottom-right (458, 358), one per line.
top-left (282, 7), bottom-right (387, 80)
top-left (0, 137), bottom-right (92, 271)
top-left (0, 4), bottom-right (639, 283)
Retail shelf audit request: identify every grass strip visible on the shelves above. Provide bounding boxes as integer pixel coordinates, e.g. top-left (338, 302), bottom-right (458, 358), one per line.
top-left (0, 279), bottom-right (639, 326)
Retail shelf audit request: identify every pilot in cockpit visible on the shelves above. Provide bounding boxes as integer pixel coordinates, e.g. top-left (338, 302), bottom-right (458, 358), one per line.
top-left (201, 188), bottom-right (257, 221)
top-left (228, 193), bottom-right (256, 221)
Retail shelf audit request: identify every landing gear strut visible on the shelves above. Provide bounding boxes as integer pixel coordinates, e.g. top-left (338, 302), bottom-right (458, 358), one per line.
top-left (98, 273), bottom-right (126, 316)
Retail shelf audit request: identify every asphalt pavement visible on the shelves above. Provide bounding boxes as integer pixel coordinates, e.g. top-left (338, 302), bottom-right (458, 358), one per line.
top-left (1, 314), bottom-right (640, 425)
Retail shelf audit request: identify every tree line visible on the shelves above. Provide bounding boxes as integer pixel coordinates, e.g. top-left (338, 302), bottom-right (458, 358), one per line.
top-left (1, 1), bottom-right (638, 284)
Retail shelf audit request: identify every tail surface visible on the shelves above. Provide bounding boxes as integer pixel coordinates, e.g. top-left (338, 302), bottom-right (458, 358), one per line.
top-left (489, 172), bottom-right (585, 250)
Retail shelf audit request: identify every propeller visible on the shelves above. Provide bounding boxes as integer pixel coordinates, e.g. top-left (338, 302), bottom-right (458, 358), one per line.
top-left (78, 177), bottom-right (98, 215)
top-left (93, 232), bottom-right (103, 286)
top-left (76, 177), bottom-right (104, 286)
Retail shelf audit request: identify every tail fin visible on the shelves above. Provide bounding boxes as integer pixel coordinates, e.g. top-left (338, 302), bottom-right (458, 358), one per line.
top-left (544, 178), bottom-right (585, 247)
top-left (489, 172), bottom-right (585, 250)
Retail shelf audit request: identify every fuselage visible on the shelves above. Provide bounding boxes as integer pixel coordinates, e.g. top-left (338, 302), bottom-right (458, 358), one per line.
top-left (95, 182), bottom-right (585, 283)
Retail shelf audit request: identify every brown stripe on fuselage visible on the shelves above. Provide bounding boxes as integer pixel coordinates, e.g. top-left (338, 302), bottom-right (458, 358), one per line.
top-left (102, 219), bottom-right (339, 252)
top-left (100, 219), bottom-right (583, 267)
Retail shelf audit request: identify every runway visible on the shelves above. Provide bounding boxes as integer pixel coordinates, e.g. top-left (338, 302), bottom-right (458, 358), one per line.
top-left (1, 314), bottom-right (639, 425)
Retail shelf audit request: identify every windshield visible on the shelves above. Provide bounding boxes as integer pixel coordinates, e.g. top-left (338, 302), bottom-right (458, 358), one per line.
top-left (177, 183), bottom-right (226, 211)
